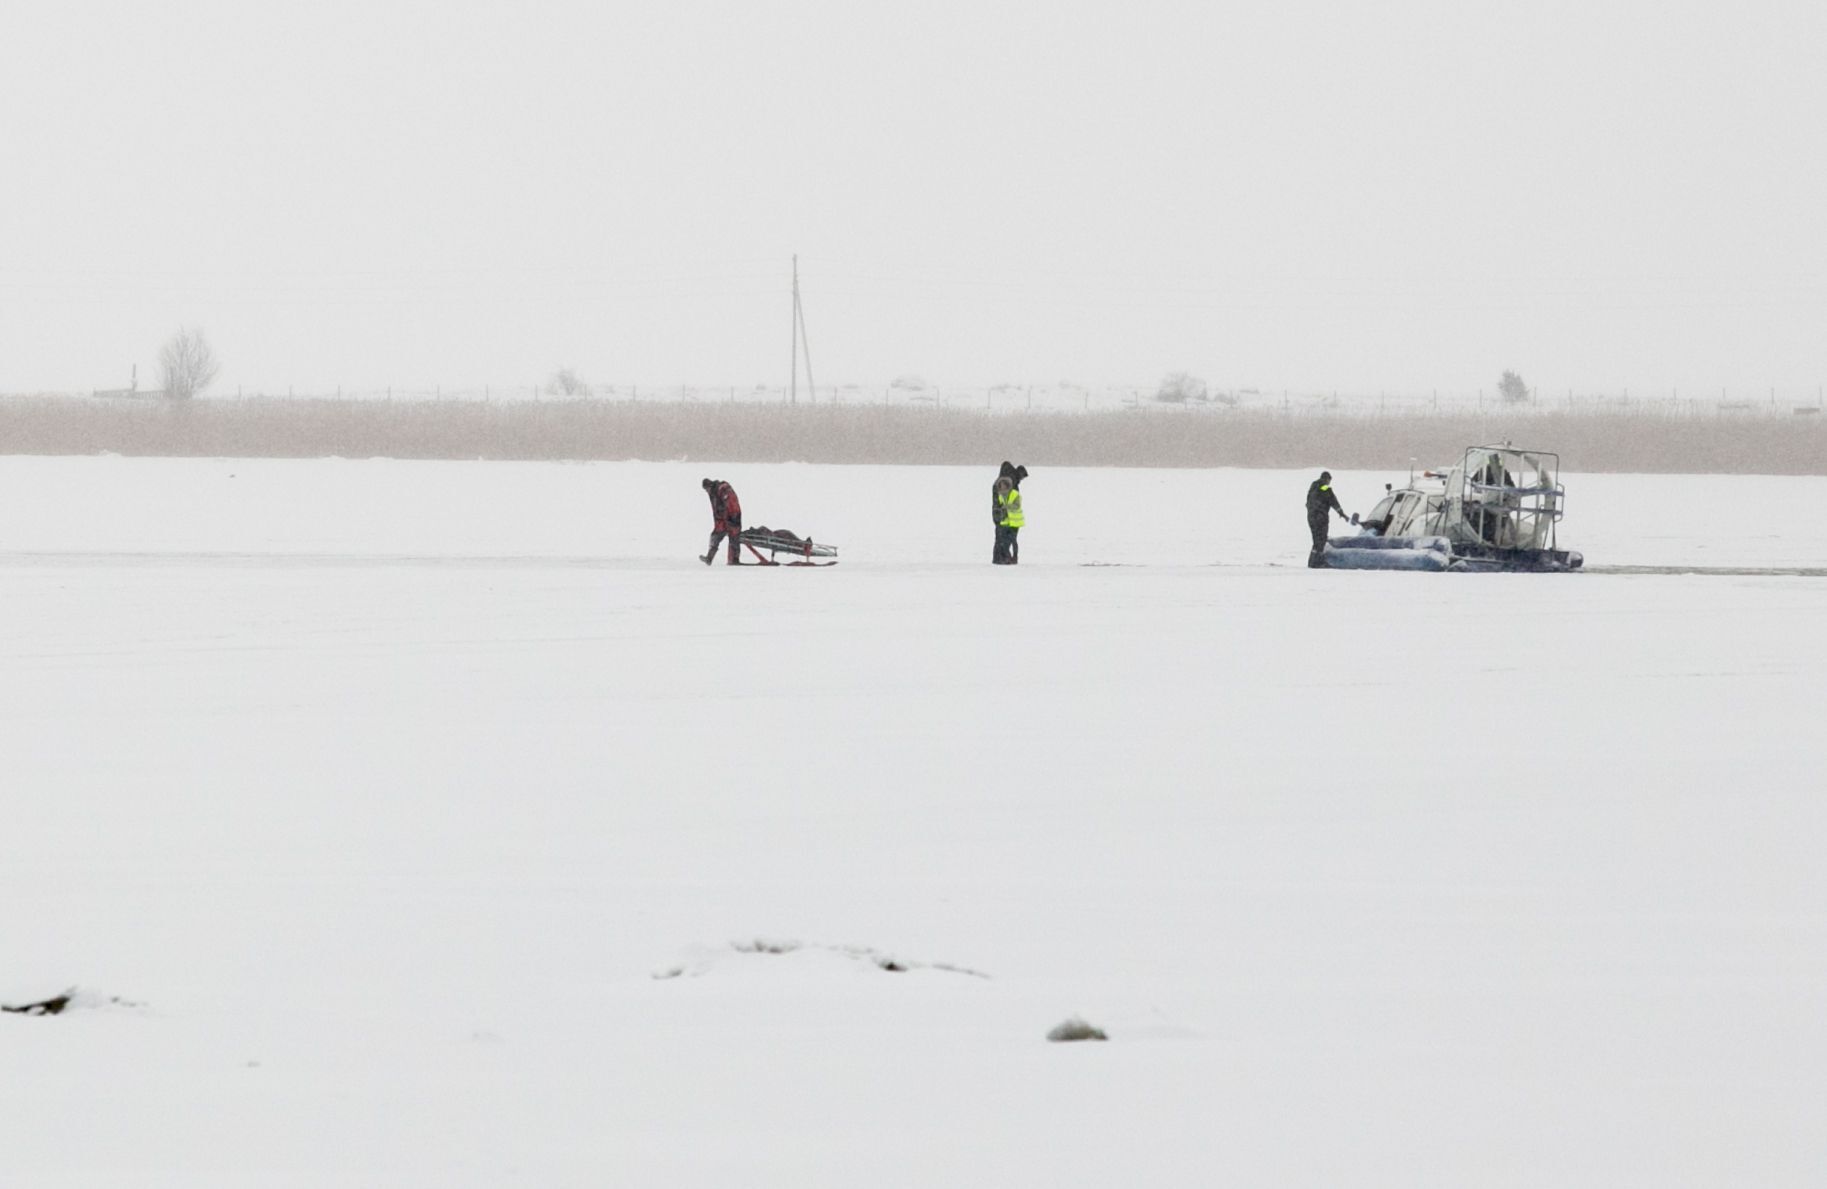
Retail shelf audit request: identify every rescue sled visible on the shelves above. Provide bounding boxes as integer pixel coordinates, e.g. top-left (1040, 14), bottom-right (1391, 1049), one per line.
top-left (1327, 446), bottom-right (1583, 573)
top-left (738, 527), bottom-right (839, 566)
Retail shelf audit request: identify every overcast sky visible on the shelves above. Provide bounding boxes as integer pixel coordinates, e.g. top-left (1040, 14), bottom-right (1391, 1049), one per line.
top-left (4, 0), bottom-right (1825, 396)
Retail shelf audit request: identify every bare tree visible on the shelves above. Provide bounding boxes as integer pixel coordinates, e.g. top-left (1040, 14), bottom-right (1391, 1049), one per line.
top-left (1155, 372), bottom-right (1209, 404)
top-left (547, 367), bottom-right (591, 397)
top-left (158, 326), bottom-right (220, 399)
top-left (1498, 369), bottom-right (1531, 405)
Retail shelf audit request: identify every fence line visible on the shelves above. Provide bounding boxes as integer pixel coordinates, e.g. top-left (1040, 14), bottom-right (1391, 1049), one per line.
top-left (12, 382), bottom-right (1827, 420)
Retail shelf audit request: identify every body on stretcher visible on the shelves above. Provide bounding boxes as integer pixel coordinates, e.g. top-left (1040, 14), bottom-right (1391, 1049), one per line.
top-left (738, 527), bottom-right (839, 565)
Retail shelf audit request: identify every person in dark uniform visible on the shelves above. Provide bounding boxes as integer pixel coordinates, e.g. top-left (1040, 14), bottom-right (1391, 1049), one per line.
top-left (700, 477), bottom-right (743, 565)
top-left (1305, 470), bottom-right (1348, 567)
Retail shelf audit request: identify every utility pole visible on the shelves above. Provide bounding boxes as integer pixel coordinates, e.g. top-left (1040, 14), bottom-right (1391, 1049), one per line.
top-left (789, 255), bottom-right (816, 405)
top-left (790, 256), bottom-right (799, 406)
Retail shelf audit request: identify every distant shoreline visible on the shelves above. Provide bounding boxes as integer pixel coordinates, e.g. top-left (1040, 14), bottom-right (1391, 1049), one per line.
top-left (3, 395), bottom-right (1821, 475)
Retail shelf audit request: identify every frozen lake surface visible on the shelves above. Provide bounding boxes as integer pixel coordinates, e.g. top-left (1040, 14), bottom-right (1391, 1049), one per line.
top-left (3, 458), bottom-right (1825, 1186)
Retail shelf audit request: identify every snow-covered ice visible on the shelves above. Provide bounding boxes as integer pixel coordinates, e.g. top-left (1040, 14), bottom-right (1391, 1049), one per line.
top-left (3, 457), bottom-right (1825, 1187)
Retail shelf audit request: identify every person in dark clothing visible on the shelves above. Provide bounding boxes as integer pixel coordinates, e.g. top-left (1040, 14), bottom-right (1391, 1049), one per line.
top-left (700, 477), bottom-right (743, 565)
top-left (1305, 470), bottom-right (1348, 567)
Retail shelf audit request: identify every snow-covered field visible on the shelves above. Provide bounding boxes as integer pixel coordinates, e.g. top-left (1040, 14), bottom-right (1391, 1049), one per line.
top-left (4, 457), bottom-right (1825, 1187)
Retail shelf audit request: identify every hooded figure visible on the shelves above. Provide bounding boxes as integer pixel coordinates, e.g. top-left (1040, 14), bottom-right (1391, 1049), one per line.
top-left (700, 477), bottom-right (743, 565)
top-left (1305, 470), bottom-right (1347, 567)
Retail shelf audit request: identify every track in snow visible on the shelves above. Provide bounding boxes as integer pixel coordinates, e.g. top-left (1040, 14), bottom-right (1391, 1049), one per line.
top-left (1583, 564), bottom-right (1827, 578)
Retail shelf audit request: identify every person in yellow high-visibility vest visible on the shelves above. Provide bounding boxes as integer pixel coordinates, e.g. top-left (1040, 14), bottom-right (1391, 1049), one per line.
top-left (993, 460), bottom-right (1023, 562)
top-left (995, 474), bottom-right (1025, 564)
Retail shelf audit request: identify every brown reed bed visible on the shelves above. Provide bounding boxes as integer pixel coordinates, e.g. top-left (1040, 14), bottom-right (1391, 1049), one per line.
top-left (2, 395), bottom-right (1822, 474)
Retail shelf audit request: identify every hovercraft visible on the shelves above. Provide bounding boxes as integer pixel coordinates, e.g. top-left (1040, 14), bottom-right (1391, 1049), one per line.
top-left (1325, 446), bottom-right (1583, 573)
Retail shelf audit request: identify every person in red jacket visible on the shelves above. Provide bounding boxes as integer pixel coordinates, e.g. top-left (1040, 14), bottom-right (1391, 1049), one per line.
top-left (700, 477), bottom-right (743, 565)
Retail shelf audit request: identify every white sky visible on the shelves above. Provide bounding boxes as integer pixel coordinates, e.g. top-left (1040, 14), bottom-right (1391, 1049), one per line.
top-left (4, 0), bottom-right (1825, 395)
